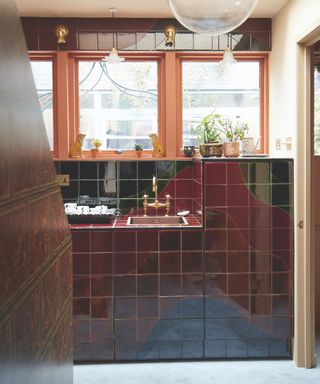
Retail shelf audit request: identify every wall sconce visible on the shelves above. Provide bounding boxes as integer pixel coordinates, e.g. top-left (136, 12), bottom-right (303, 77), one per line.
top-left (164, 25), bottom-right (176, 47)
top-left (55, 25), bottom-right (69, 44)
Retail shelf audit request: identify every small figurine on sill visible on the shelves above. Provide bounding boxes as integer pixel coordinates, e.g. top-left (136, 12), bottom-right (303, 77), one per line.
top-left (149, 133), bottom-right (164, 157)
top-left (70, 133), bottom-right (86, 158)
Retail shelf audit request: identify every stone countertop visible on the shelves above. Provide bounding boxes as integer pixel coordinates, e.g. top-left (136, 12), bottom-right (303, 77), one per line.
top-left (69, 214), bottom-right (202, 230)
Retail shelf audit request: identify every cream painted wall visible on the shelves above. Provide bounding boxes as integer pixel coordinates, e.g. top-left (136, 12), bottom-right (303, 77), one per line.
top-left (269, 0), bottom-right (320, 156)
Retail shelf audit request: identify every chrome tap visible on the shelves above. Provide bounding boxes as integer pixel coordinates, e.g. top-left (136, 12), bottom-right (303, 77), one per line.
top-left (143, 176), bottom-right (171, 216)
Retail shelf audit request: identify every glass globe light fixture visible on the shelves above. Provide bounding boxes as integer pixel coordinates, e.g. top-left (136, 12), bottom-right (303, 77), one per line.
top-left (102, 47), bottom-right (125, 64)
top-left (167, 0), bottom-right (258, 35)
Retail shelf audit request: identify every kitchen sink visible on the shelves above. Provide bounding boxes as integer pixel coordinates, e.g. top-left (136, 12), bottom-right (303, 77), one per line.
top-left (127, 216), bottom-right (188, 226)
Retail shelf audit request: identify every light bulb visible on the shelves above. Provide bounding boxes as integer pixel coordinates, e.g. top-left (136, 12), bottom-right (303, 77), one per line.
top-left (167, 0), bottom-right (258, 35)
top-left (102, 48), bottom-right (125, 65)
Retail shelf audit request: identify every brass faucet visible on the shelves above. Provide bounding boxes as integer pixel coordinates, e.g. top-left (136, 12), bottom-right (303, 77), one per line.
top-left (143, 176), bottom-right (171, 216)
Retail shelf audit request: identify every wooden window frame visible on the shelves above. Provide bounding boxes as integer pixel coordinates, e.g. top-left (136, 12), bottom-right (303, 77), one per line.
top-left (175, 52), bottom-right (269, 155)
top-left (29, 52), bottom-right (58, 157)
top-left (29, 51), bottom-right (269, 159)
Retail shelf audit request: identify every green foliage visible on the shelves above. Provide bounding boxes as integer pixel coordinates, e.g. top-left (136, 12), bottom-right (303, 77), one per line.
top-left (194, 113), bottom-right (222, 144)
top-left (220, 117), bottom-right (249, 142)
top-left (134, 144), bottom-right (143, 151)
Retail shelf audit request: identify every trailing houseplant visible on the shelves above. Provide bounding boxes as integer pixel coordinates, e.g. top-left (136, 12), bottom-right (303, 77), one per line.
top-left (220, 117), bottom-right (249, 157)
top-left (134, 143), bottom-right (144, 158)
top-left (194, 113), bottom-right (223, 157)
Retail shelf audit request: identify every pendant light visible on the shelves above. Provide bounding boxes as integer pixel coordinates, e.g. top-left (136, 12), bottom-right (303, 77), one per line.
top-left (102, 8), bottom-right (125, 64)
top-left (167, 0), bottom-right (258, 35)
top-left (220, 34), bottom-right (236, 66)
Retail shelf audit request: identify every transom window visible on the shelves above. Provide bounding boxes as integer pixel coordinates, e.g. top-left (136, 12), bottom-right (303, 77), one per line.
top-left (30, 60), bottom-right (54, 150)
top-left (182, 61), bottom-right (260, 147)
top-left (78, 60), bottom-right (158, 151)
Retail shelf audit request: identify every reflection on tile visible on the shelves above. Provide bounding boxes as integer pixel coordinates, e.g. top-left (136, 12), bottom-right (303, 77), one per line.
top-left (99, 161), bottom-right (117, 179)
top-left (99, 179), bottom-right (117, 198)
top-left (156, 161), bottom-right (175, 179)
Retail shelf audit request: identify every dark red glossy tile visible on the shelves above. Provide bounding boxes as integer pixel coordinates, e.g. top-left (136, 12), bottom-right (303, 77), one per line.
top-left (272, 295), bottom-right (292, 316)
top-left (205, 163), bottom-right (226, 184)
top-left (205, 229), bottom-right (227, 251)
top-left (193, 161), bottom-right (202, 181)
top-left (182, 230), bottom-right (203, 251)
top-left (73, 298), bottom-right (90, 319)
top-left (176, 164), bottom-right (193, 179)
top-left (227, 162), bottom-right (249, 184)
top-left (272, 251), bottom-right (292, 272)
top-left (205, 208), bottom-right (227, 228)
top-left (137, 275), bottom-right (158, 296)
top-left (160, 297), bottom-right (181, 318)
top-left (137, 318), bottom-right (159, 341)
top-left (115, 276), bottom-right (136, 296)
top-left (205, 185), bottom-right (226, 207)
top-left (91, 231), bottom-right (113, 252)
top-left (73, 320), bottom-right (90, 343)
top-left (137, 231), bottom-right (158, 252)
top-left (228, 252), bottom-right (249, 273)
top-left (137, 297), bottom-right (159, 318)
top-left (160, 231), bottom-right (181, 251)
top-left (182, 274), bottom-right (203, 295)
top-left (73, 276), bottom-right (90, 297)
top-left (250, 228), bottom-right (271, 251)
top-left (91, 341), bottom-right (114, 360)
top-left (160, 252), bottom-right (181, 273)
top-left (228, 295), bottom-right (250, 313)
top-left (160, 275), bottom-right (181, 296)
top-left (72, 231), bottom-right (90, 252)
top-left (228, 274), bottom-right (249, 295)
top-left (91, 320), bottom-right (113, 342)
top-left (115, 319), bottom-right (137, 341)
top-left (137, 252), bottom-right (158, 274)
top-left (227, 207), bottom-right (249, 229)
top-left (272, 228), bottom-right (293, 250)
top-left (250, 273), bottom-right (271, 294)
top-left (115, 341), bottom-right (138, 360)
top-left (73, 253), bottom-right (90, 275)
top-left (176, 179), bottom-right (193, 199)
top-left (272, 207), bottom-right (293, 228)
top-left (272, 273), bottom-right (291, 294)
top-left (115, 297), bottom-right (137, 319)
top-left (251, 251), bottom-right (271, 273)
top-left (158, 179), bottom-right (175, 199)
top-left (175, 199), bottom-right (193, 212)
top-left (193, 180), bottom-right (202, 202)
top-left (227, 229), bottom-right (249, 251)
top-left (250, 206), bottom-right (272, 228)
top-left (227, 185), bottom-right (249, 207)
top-left (205, 274), bottom-right (227, 295)
top-left (91, 298), bottom-right (113, 319)
top-left (115, 252), bottom-right (136, 274)
top-left (91, 253), bottom-right (113, 274)
top-left (250, 295), bottom-right (271, 315)
top-left (182, 252), bottom-right (203, 273)
top-left (91, 276), bottom-right (113, 297)
top-left (115, 230), bottom-right (136, 252)
top-left (206, 252), bottom-right (227, 273)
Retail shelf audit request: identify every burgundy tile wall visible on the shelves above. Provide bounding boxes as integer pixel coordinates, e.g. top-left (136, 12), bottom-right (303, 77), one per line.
top-left (72, 159), bottom-right (293, 361)
top-left (0, 2), bottom-right (73, 383)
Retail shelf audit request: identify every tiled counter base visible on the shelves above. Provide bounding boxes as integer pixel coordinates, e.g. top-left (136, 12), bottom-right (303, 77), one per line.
top-left (72, 159), bottom-right (293, 362)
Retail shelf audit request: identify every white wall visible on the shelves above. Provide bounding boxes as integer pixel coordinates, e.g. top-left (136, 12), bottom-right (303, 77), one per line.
top-left (269, 0), bottom-right (320, 156)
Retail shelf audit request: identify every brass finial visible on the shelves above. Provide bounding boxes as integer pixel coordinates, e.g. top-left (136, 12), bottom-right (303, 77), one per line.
top-left (55, 25), bottom-right (69, 44)
top-left (164, 25), bottom-right (176, 47)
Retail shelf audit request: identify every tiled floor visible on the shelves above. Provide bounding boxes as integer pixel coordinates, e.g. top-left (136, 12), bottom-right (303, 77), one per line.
top-left (74, 337), bottom-right (320, 384)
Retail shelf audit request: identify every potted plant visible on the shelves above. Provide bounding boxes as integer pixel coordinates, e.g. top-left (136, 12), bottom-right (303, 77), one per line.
top-left (220, 117), bottom-right (249, 157)
top-left (91, 139), bottom-right (103, 158)
top-left (194, 113), bottom-right (223, 157)
top-left (134, 143), bottom-right (143, 158)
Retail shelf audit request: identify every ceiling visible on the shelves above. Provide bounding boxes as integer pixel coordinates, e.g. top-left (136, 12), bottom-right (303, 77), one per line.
top-left (16, 0), bottom-right (290, 18)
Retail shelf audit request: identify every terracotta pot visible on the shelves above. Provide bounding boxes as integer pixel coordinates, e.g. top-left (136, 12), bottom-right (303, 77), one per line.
top-left (135, 150), bottom-right (143, 158)
top-left (199, 142), bottom-right (223, 157)
top-left (224, 141), bottom-right (240, 157)
top-left (91, 148), bottom-right (100, 158)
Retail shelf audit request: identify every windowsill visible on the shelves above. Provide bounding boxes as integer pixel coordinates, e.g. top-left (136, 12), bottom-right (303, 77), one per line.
top-left (53, 155), bottom-right (195, 161)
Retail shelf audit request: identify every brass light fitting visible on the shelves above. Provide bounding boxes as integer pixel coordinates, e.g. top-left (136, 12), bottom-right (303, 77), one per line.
top-left (55, 25), bottom-right (69, 44)
top-left (164, 25), bottom-right (176, 47)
